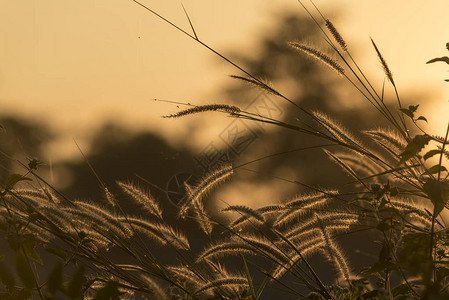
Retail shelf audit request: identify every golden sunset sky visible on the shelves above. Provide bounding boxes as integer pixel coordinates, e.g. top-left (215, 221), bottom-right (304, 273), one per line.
top-left (1, 0), bottom-right (448, 161)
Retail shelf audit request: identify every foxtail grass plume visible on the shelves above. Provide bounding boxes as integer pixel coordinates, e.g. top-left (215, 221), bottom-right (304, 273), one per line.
top-left (163, 104), bottom-right (241, 118)
top-left (197, 240), bottom-right (255, 262)
top-left (74, 201), bottom-right (131, 236)
top-left (364, 128), bottom-right (407, 156)
top-left (325, 19), bottom-right (347, 51)
top-left (316, 215), bottom-right (352, 282)
top-left (285, 212), bottom-right (358, 240)
top-left (120, 217), bottom-right (190, 250)
top-left (389, 198), bottom-right (432, 227)
top-left (103, 187), bottom-right (117, 207)
top-left (141, 275), bottom-right (169, 300)
top-left (193, 200), bottom-right (213, 235)
top-left (276, 190), bottom-right (338, 226)
top-left (230, 204), bottom-right (283, 229)
top-left (167, 265), bottom-right (204, 291)
top-left (331, 151), bottom-right (382, 180)
top-left (289, 42), bottom-right (345, 75)
top-left (371, 38), bottom-right (395, 86)
top-left (194, 277), bottom-right (248, 295)
top-left (39, 205), bottom-right (73, 232)
top-left (229, 75), bottom-right (281, 97)
top-left (271, 236), bottom-right (325, 279)
top-left (198, 234), bottom-right (288, 264)
top-left (324, 149), bottom-right (365, 183)
top-left (179, 163), bottom-right (233, 218)
top-left (117, 181), bottom-right (163, 219)
top-left (222, 205), bottom-right (265, 223)
top-left (64, 207), bottom-right (126, 241)
top-left (313, 111), bottom-right (362, 147)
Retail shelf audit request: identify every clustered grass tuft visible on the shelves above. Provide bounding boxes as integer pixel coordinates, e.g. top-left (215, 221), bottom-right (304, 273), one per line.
top-left (1, 1), bottom-right (449, 299)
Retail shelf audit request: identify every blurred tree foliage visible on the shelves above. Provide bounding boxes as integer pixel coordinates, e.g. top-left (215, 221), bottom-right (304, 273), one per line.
top-left (0, 116), bottom-right (53, 183)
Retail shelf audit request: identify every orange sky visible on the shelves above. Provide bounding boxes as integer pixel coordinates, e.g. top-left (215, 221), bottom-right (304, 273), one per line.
top-left (1, 0), bottom-right (448, 161)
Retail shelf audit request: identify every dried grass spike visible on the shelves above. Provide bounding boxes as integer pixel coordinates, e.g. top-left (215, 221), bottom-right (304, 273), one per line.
top-left (229, 75), bottom-right (281, 97)
top-left (163, 104), bottom-right (241, 118)
top-left (168, 265), bottom-right (204, 289)
top-left (323, 149), bottom-right (361, 182)
top-left (117, 181), bottom-right (162, 219)
top-left (334, 152), bottom-right (382, 177)
top-left (325, 19), bottom-right (347, 51)
top-left (75, 201), bottom-right (131, 236)
top-left (272, 236), bottom-right (324, 279)
top-left (222, 205), bottom-right (265, 223)
top-left (193, 201), bottom-right (213, 235)
top-left (141, 275), bottom-right (168, 300)
top-left (231, 204), bottom-right (283, 229)
top-left (199, 235), bottom-right (287, 264)
top-left (64, 207), bottom-right (116, 233)
top-left (103, 187), bottom-right (117, 207)
top-left (313, 111), bottom-right (362, 147)
top-left (197, 241), bottom-right (256, 261)
top-left (285, 212), bottom-right (358, 240)
top-left (389, 198), bottom-right (432, 225)
top-left (289, 42), bottom-right (345, 75)
top-left (238, 235), bottom-right (288, 263)
top-left (120, 217), bottom-right (190, 250)
top-left (276, 191), bottom-right (336, 226)
top-left (194, 277), bottom-right (248, 295)
top-left (42, 187), bottom-right (60, 204)
top-left (316, 215), bottom-right (351, 282)
top-left (179, 163), bottom-right (233, 217)
top-left (364, 128), bottom-right (406, 156)
top-left (371, 38), bottom-right (394, 85)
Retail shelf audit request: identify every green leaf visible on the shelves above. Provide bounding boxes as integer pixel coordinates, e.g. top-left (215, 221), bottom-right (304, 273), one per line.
top-left (423, 180), bottom-right (449, 217)
top-left (389, 187), bottom-right (399, 197)
top-left (359, 290), bottom-right (381, 299)
top-left (436, 267), bottom-right (449, 282)
top-left (67, 265), bottom-right (86, 299)
top-left (47, 262), bottom-right (63, 294)
top-left (15, 250), bottom-right (35, 289)
top-left (22, 238), bottom-right (43, 265)
top-left (399, 135), bottom-right (431, 164)
top-left (399, 105), bottom-right (419, 119)
top-left (5, 174), bottom-right (32, 191)
top-left (425, 165), bottom-right (448, 175)
top-left (7, 234), bottom-right (21, 251)
top-left (424, 149), bottom-right (442, 160)
top-left (416, 116), bottom-right (428, 123)
top-left (0, 258), bottom-right (15, 291)
top-left (408, 104), bottom-right (419, 113)
top-left (360, 261), bottom-right (398, 275)
top-left (426, 56), bottom-right (449, 65)
top-left (44, 246), bottom-right (67, 261)
top-left (398, 233), bottom-right (432, 277)
top-left (376, 221), bottom-right (391, 232)
top-left (379, 241), bottom-right (391, 262)
top-left (392, 283), bottom-right (411, 297)
top-left (15, 288), bottom-right (32, 300)
top-left (242, 256), bottom-right (256, 300)
top-left (399, 108), bottom-right (414, 119)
